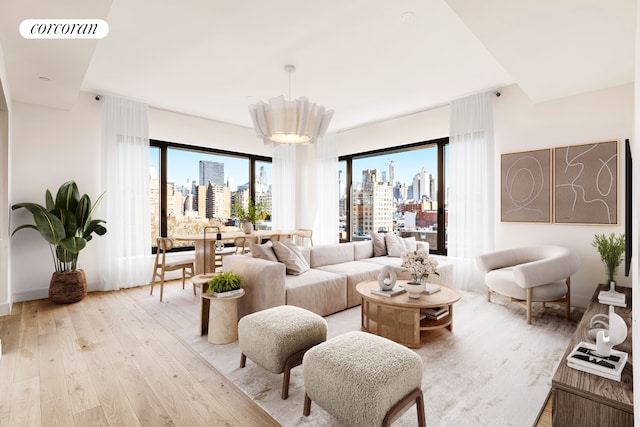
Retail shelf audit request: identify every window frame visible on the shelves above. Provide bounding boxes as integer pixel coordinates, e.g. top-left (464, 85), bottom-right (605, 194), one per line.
top-left (339, 137), bottom-right (448, 255)
top-left (150, 139), bottom-right (272, 253)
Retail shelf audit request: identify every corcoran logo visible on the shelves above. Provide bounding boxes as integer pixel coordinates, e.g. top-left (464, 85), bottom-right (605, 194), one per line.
top-left (19, 19), bottom-right (109, 39)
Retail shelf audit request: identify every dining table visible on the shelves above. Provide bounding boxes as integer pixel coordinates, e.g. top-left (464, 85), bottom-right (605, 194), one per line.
top-left (173, 229), bottom-right (299, 274)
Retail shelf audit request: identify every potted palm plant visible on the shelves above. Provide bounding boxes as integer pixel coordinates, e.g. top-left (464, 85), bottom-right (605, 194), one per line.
top-left (11, 181), bottom-right (107, 303)
top-left (592, 233), bottom-right (625, 286)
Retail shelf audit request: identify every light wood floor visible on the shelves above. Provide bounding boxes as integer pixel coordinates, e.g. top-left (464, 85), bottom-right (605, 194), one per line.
top-left (0, 280), bottom-right (554, 426)
top-left (0, 281), bottom-right (279, 426)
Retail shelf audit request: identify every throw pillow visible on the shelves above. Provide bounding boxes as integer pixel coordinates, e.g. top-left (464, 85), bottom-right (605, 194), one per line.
top-left (250, 241), bottom-right (279, 263)
top-left (384, 233), bottom-right (405, 257)
top-left (272, 240), bottom-right (310, 275)
top-left (369, 231), bottom-right (387, 257)
top-left (403, 236), bottom-right (417, 252)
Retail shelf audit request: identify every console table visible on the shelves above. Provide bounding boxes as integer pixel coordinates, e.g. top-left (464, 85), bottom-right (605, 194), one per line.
top-left (551, 285), bottom-right (633, 426)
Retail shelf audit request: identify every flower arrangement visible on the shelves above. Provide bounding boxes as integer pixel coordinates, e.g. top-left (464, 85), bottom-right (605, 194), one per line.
top-left (401, 249), bottom-right (439, 283)
top-left (592, 233), bottom-right (625, 284)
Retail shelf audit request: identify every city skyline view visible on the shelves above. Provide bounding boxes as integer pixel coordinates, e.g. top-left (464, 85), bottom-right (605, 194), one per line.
top-left (150, 148), bottom-right (273, 191)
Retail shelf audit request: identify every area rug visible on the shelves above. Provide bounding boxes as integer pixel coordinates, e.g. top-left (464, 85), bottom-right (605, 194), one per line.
top-left (176, 290), bottom-right (581, 426)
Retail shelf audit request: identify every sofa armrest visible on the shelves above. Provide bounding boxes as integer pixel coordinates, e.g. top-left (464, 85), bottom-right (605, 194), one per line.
top-left (223, 255), bottom-right (287, 318)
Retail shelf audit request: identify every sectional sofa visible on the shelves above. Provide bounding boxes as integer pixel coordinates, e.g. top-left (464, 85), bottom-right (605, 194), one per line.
top-left (223, 236), bottom-right (453, 318)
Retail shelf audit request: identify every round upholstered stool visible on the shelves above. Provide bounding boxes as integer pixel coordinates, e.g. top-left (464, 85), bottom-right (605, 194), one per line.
top-left (238, 305), bottom-right (327, 399)
top-left (303, 331), bottom-right (425, 427)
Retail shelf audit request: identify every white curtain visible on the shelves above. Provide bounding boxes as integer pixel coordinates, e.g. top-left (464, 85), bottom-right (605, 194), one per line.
top-left (272, 133), bottom-right (339, 245)
top-left (272, 144), bottom-right (296, 230)
top-left (448, 91), bottom-right (495, 291)
top-left (100, 96), bottom-right (152, 290)
top-left (315, 133), bottom-right (338, 245)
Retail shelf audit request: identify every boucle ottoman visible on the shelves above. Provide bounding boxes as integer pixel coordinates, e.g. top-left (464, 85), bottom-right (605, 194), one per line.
top-left (238, 305), bottom-right (327, 399)
top-left (303, 331), bottom-right (425, 427)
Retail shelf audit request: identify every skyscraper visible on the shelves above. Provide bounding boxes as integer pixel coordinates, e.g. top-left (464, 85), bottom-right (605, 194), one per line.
top-left (199, 160), bottom-right (224, 186)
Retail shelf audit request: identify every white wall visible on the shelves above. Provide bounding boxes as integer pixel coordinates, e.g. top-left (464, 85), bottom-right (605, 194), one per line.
top-left (149, 108), bottom-right (269, 156)
top-left (10, 93), bottom-right (103, 301)
top-left (493, 83), bottom-right (633, 307)
top-left (0, 38), bottom-right (11, 315)
top-left (337, 106), bottom-right (450, 156)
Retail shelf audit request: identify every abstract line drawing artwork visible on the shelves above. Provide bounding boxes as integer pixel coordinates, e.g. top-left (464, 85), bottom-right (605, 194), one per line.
top-left (501, 149), bottom-right (551, 222)
top-left (554, 140), bottom-right (618, 224)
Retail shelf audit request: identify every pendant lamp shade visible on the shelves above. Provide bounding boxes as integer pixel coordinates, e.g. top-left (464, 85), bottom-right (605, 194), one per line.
top-left (249, 65), bottom-right (334, 145)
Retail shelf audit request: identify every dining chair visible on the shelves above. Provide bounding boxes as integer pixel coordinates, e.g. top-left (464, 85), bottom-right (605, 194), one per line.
top-left (296, 229), bottom-right (314, 247)
top-left (150, 237), bottom-right (196, 302)
top-left (234, 236), bottom-right (258, 254)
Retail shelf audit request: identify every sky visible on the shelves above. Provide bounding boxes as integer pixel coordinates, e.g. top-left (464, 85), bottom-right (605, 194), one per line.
top-left (150, 144), bottom-right (447, 191)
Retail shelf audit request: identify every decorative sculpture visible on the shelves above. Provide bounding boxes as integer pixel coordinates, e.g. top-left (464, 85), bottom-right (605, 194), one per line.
top-left (377, 265), bottom-right (397, 291)
top-left (595, 305), bottom-right (627, 357)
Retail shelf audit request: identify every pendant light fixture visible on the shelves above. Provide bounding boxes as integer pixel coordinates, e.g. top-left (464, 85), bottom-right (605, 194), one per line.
top-left (249, 65), bottom-right (334, 145)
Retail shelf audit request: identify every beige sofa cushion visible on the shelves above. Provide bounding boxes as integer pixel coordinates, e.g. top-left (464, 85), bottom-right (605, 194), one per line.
top-left (285, 269), bottom-right (347, 316)
top-left (310, 243), bottom-right (354, 268)
top-left (315, 260), bottom-right (382, 308)
top-left (384, 233), bottom-right (418, 257)
top-left (353, 241), bottom-right (374, 260)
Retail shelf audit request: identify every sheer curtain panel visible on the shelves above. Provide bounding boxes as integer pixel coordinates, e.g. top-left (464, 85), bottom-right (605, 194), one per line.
top-left (272, 144), bottom-right (296, 230)
top-left (100, 96), bottom-right (152, 290)
top-left (448, 91), bottom-right (495, 291)
top-left (315, 133), bottom-right (339, 245)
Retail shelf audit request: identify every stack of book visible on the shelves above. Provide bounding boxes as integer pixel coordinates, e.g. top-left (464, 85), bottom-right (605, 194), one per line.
top-left (422, 306), bottom-right (449, 321)
top-left (598, 289), bottom-right (626, 307)
top-left (566, 341), bottom-right (628, 381)
top-left (370, 287), bottom-right (406, 297)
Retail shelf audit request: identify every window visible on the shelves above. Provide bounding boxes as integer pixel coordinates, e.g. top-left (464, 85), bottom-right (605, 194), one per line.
top-left (339, 138), bottom-right (448, 255)
top-left (150, 140), bottom-right (272, 250)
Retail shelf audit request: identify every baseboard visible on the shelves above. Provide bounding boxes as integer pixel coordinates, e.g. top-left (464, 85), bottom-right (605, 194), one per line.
top-left (0, 302), bottom-right (10, 316)
top-left (12, 288), bottom-right (48, 303)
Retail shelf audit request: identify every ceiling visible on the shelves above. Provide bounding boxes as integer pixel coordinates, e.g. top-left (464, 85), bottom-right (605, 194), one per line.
top-left (0, 0), bottom-right (636, 133)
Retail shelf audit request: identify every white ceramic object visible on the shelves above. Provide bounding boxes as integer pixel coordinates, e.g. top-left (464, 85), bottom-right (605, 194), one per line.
top-left (596, 305), bottom-right (628, 357)
top-left (403, 281), bottom-right (425, 298)
top-left (377, 265), bottom-right (397, 291)
top-left (242, 221), bottom-right (254, 234)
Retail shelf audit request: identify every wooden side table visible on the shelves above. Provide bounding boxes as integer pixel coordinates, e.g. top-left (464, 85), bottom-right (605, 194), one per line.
top-left (192, 274), bottom-right (245, 343)
top-left (201, 290), bottom-right (245, 344)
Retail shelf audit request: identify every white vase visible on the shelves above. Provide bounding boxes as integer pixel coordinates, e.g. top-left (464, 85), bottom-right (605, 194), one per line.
top-left (242, 221), bottom-right (254, 234)
top-left (403, 281), bottom-right (425, 298)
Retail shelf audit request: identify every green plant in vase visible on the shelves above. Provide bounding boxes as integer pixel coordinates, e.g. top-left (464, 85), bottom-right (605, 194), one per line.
top-left (11, 180), bottom-right (107, 303)
top-left (592, 233), bottom-right (625, 286)
top-left (207, 271), bottom-right (243, 295)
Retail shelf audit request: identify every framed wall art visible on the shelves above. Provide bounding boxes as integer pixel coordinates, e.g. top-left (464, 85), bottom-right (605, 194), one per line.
top-left (554, 140), bottom-right (618, 224)
top-left (501, 149), bottom-right (551, 223)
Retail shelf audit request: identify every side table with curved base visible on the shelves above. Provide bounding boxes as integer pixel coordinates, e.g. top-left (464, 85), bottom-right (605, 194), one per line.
top-left (356, 280), bottom-right (461, 349)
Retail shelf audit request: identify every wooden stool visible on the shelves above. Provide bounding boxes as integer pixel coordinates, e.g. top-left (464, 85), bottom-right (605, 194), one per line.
top-left (303, 331), bottom-right (425, 426)
top-left (238, 305), bottom-right (327, 399)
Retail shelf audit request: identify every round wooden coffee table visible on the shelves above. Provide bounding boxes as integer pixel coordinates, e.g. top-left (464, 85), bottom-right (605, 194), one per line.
top-left (356, 279), bottom-right (462, 349)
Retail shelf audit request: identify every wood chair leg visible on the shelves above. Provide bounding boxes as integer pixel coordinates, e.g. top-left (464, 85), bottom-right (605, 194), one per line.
top-left (383, 388), bottom-right (425, 427)
top-left (565, 277), bottom-right (571, 319)
top-left (487, 289), bottom-right (491, 302)
top-left (303, 393), bottom-right (312, 416)
top-left (526, 288), bottom-right (532, 325)
top-left (281, 347), bottom-right (309, 400)
top-left (240, 353), bottom-right (246, 368)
